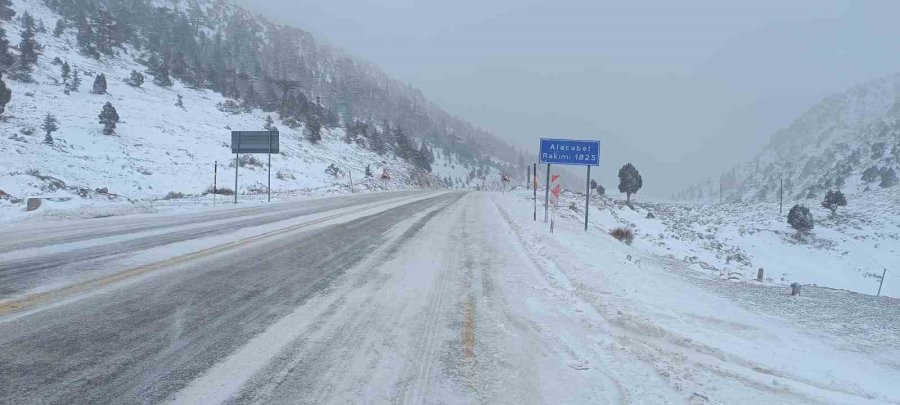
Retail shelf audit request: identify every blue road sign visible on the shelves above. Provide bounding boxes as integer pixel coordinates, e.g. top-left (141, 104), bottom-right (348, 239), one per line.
top-left (539, 138), bottom-right (600, 166)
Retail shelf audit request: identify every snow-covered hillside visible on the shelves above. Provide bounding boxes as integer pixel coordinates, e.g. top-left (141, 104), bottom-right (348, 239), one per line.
top-left (0, 0), bottom-right (513, 221)
top-left (540, 187), bottom-right (900, 298)
top-left (677, 73), bottom-right (900, 203)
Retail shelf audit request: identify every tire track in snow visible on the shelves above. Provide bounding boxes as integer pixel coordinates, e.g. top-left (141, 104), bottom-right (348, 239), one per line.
top-left (188, 192), bottom-right (465, 404)
top-left (402, 208), bottom-right (462, 405)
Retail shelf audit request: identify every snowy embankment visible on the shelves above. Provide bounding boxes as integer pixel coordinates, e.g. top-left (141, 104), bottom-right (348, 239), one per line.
top-left (534, 187), bottom-right (900, 298)
top-left (494, 190), bottom-right (900, 404)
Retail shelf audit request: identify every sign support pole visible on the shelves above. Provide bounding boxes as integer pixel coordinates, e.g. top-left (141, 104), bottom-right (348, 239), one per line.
top-left (235, 133), bottom-right (240, 204)
top-left (878, 268), bottom-right (887, 297)
top-left (349, 168), bottom-right (354, 193)
top-left (533, 163), bottom-right (537, 221)
top-left (267, 131), bottom-right (272, 202)
top-left (779, 178), bottom-right (783, 215)
top-left (550, 201), bottom-right (555, 234)
top-left (213, 161), bottom-right (217, 206)
top-left (585, 166), bottom-right (591, 231)
top-left (544, 163), bottom-right (551, 222)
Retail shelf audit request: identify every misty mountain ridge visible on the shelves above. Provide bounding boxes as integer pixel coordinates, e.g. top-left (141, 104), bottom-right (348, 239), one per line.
top-left (676, 72), bottom-right (900, 203)
top-left (0, 0), bottom-right (523, 219)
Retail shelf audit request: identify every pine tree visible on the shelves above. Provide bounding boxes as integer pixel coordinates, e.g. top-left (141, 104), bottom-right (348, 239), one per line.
top-left (370, 128), bottom-right (386, 155)
top-left (76, 15), bottom-right (98, 58)
top-left (263, 115), bottom-right (276, 131)
top-left (92, 74), bottom-right (107, 94)
top-left (18, 12), bottom-right (41, 73)
top-left (61, 62), bottom-right (71, 85)
top-left (68, 67), bottom-right (81, 93)
top-left (0, 72), bottom-right (10, 115)
top-left (862, 166), bottom-right (879, 183)
top-left (821, 189), bottom-right (847, 218)
top-left (242, 84), bottom-right (257, 109)
top-left (0, 0), bottom-right (14, 21)
top-left (0, 27), bottom-right (12, 71)
top-left (617, 163), bottom-right (643, 204)
top-left (149, 56), bottom-right (172, 87)
top-left (41, 113), bottom-right (59, 145)
top-left (416, 142), bottom-right (432, 172)
top-left (175, 94), bottom-right (184, 109)
top-left (93, 10), bottom-right (118, 55)
top-left (98, 102), bottom-right (119, 135)
top-left (590, 179), bottom-right (598, 190)
top-left (881, 168), bottom-right (899, 188)
top-left (53, 19), bottom-right (65, 37)
top-left (394, 128), bottom-right (411, 159)
top-left (364, 164), bottom-right (373, 178)
top-left (126, 70), bottom-right (144, 87)
top-left (304, 113), bottom-right (322, 143)
top-left (787, 204), bottom-right (814, 234)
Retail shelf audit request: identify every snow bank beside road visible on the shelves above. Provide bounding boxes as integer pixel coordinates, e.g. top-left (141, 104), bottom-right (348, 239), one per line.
top-left (537, 187), bottom-right (900, 298)
top-left (494, 191), bottom-right (900, 404)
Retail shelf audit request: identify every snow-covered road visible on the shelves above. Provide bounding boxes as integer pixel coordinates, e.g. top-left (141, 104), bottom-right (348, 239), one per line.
top-left (1, 192), bottom-right (897, 404)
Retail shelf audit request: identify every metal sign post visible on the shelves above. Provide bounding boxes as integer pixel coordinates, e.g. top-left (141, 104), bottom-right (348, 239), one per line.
top-left (779, 178), bottom-right (784, 215)
top-left (538, 138), bottom-right (601, 231)
top-left (544, 163), bottom-right (551, 223)
top-left (533, 163), bottom-right (537, 221)
top-left (549, 175), bottom-right (560, 233)
top-left (585, 165), bottom-right (591, 231)
top-left (235, 133), bottom-right (240, 204)
top-left (349, 168), bottom-right (354, 193)
top-left (213, 161), bottom-right (217, 206)
top-left (268, 130), bottom-right (272, 202)
top-left (527, 165), bottom-right (531, 190)
top-left (878, 268), bottom-right (887, 297)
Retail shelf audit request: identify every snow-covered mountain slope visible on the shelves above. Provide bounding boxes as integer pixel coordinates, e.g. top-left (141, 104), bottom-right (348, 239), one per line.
top-left (0, 0), bottom-right (514, 220)
top-left (543, 187), bottom-right (900, 298)
top-left (676, 73), bottom-right (900, 203)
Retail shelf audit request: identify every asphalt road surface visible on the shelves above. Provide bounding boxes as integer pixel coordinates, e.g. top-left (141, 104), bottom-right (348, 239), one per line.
top-left (4, 191), bottom-right (593, 404)
top-left (4, 190), bottom-right (889, 404)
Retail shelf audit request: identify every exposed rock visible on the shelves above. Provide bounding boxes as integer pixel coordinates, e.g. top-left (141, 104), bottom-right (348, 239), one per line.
top-left (26, 198), bottom-right (42, 212)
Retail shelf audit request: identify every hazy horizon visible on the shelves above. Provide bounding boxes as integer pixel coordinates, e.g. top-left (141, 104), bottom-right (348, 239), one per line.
top-left (233, 0), bottom-right (900, 197)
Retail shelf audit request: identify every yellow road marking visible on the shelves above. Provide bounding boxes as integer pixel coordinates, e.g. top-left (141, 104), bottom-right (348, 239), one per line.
top-left (463, 296), bottom-right (475, 360)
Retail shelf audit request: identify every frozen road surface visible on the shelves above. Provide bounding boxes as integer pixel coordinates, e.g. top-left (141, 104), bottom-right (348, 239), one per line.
top-left (1, 191), bottom-right (898, 404)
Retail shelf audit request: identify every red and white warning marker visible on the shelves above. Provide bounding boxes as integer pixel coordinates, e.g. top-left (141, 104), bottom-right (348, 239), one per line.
top-left (549, 175), bottom-right (561, 207)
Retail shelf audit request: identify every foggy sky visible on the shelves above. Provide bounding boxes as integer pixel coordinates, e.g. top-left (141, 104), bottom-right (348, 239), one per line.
top-left (233, 0), bottom-right (900, 197)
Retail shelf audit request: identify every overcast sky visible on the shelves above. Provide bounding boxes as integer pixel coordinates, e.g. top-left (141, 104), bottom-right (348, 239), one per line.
top-left (234, 0), bottom-right (900, 197)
